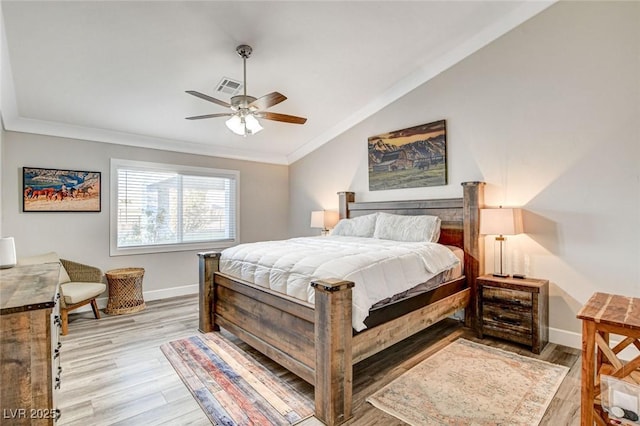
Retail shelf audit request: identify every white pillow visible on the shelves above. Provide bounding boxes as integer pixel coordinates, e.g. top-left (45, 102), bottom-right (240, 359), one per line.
top-left (17, 251), bottom-right (72, 284)
top-left (331, 213), bottom-right (378, 237)
top-left (373, 212), bottom-right (441, 242)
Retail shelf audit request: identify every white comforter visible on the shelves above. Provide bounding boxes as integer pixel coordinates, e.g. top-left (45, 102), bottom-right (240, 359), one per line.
top-left (219, 236), bottom-right (461, 331)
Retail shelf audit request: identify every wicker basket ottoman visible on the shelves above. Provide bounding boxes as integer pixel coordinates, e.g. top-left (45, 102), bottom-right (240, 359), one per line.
top-left (104, 267), bottom-right (146, 315)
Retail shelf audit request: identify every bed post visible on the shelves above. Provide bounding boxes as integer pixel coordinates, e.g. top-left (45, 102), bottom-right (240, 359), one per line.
top-left (197, 251), bottom-right (221, 333)
top-left (338, 191), bottom-right (355, 219)
top-left (311, 278), bottom-right (355, 425)
top-left (461, 181), bottom-right (485, 334)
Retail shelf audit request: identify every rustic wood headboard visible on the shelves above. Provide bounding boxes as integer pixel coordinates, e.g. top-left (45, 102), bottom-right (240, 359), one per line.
top-left (337, 181), bottom-right (485, 331)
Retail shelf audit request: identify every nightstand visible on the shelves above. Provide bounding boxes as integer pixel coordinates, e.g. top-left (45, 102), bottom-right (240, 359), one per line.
top-left (478, 275), bottom-right (549, 354)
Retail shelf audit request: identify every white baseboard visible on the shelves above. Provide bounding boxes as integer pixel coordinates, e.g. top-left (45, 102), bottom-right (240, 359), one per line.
top-left (73, 284), bottom-right (199, 312)
top-left (549, 326), bottom-right (581, 350)
top-left (550, 326), bottom-right (637, 361)
top-left (142, 284), bottom-right (199, 301)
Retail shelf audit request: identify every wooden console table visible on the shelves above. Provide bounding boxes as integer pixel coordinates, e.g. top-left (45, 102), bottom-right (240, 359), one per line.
top-left (577, 292), bottom-right (640, 425)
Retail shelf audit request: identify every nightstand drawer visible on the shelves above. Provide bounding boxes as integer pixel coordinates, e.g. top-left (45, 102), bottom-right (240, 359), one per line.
top-left (483, 303), bottom-right (533, 335)
top-left (483, 323), bottom-right (533, 347)
top-left (482, 286), bottom-right (532, 307)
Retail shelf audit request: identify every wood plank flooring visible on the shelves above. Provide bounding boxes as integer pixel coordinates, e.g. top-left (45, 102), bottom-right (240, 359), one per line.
top-left (58, 294), bottom-right (581, 425)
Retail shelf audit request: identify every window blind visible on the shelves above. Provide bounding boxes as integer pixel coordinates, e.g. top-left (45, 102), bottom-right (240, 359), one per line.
top-left (112, 160), bottom-right (238, 253)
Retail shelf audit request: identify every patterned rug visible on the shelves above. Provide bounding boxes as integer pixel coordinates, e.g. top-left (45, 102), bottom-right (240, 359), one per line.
top-left (161, 333), bottom-right (314, 425)
top-left (367, 338), bottom-right (568, 425)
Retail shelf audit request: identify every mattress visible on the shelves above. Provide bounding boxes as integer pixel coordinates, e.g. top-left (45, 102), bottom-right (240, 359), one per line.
top-left (219, 236), bottom-right (461, 331)
top-left (371, 245), bottom-right (463, 308)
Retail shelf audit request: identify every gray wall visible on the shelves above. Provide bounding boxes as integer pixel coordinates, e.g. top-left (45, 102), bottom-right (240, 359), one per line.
top-left (289, 1), bottom-right (640, 347)
top-left (1, 131), bottom-right (289, 299)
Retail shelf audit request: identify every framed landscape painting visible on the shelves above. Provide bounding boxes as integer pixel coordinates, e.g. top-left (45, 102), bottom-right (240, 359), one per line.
top-left (368, 119), bottom-right (447, 191)
top-left (23, 167), bottom-right (101, 212)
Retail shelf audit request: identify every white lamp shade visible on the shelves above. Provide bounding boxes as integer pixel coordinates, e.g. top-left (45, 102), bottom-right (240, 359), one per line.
top-left (0, 237), bottom-right (17, 268)
top-left (225, 115), bottom-right (245, 135)
top-left (480, 208), bottom-right (523, 236)
top-left (244, 114), bottom-right (263, 134)
top-left (310, 210), bottom-right (339, 229)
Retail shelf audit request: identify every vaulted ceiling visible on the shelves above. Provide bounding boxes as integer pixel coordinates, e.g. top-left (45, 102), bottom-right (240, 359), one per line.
top-left (1, 1), bottom-right (553, 165)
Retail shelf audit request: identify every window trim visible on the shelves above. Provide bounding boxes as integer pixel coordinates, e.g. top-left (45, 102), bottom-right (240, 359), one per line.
top-left (110, 158), bottom-right (240, 256)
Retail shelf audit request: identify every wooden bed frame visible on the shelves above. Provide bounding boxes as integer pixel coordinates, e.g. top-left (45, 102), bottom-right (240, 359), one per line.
top-left (198, 181), bottom-right (485, 425)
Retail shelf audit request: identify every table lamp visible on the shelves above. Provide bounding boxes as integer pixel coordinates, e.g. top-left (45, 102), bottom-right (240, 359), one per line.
top-left (310, 210), bottom-right (339, 236)
top-left (479, 207), bottom-right (523, 278)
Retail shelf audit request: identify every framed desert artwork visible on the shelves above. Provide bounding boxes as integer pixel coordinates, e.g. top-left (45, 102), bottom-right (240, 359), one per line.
top-left (23, 167), bottom-right (101, 212)
top-left (368, 119), bottom-right (447, 191)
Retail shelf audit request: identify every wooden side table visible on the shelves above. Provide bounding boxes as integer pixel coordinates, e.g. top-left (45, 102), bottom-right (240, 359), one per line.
top-left (478, 274), bottom-right (549, 354)
top-left (577, 292), bottom-right (640, 425)
top-left (104, 267), bottom-right (146, 315)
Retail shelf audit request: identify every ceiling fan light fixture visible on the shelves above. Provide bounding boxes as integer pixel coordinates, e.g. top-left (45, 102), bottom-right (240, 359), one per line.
top-left (225, 114), bottom-right (245, 135)
top-left (244, 113), bottom-right (263, 134)
top-left (225, 112), bottom-right (263, 136)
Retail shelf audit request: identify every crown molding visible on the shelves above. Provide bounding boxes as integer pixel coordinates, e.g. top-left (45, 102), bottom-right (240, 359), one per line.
top-left (2, 116), bottom-right (289, 165)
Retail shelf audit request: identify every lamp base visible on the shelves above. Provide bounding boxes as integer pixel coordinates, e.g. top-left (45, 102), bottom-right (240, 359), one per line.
top-left (492, 272), bottom-right (509, 278)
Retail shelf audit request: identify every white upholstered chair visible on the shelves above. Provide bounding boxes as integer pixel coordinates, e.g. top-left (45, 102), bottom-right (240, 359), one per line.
top-left (17, 252), bottom-right (105, 335)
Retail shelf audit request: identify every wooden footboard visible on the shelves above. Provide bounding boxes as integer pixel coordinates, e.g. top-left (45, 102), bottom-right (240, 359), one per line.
top-left (197, 257), bottom-right (356, 423)
top-left (197, 181), bottom-right (484, 425)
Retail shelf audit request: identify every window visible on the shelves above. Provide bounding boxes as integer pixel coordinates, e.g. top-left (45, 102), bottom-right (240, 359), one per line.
top-left (110, 159), bottom-right (239, 255)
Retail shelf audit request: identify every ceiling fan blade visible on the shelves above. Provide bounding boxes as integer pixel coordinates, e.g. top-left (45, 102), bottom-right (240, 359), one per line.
top-left (249, 92), bottom-right (287, 110)
top-left (260, 111), bottom-right (307, 125)
top-left (186, 90), bottom-right (231, 108)
top-left (185, 113), bottom-right (233, 120)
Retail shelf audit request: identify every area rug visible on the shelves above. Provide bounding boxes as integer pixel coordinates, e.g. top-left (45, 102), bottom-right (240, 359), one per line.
top-left (366, 338), bottom-right (568, 426)
top-left (161, 333), bottom-right (314, 425)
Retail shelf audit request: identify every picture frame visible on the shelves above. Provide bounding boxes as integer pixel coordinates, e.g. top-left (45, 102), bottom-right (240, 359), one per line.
top-left (23, 167), bottom-right (101, 212)
top-left (368, 119), bottom-right (447, 191)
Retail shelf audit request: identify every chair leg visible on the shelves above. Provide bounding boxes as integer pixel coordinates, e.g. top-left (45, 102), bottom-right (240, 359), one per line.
top-left (90, 299), bottom-right (101, 319)
top-left (61, 309), bottom-right (69, 336)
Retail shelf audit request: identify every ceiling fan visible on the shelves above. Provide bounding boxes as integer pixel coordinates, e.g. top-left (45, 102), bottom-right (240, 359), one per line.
top-left (185, 44), bottom-right (307, 136)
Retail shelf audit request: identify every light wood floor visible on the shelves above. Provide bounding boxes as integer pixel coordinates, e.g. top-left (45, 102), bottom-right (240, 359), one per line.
top-left (58, 294), bottom-right (581, 425)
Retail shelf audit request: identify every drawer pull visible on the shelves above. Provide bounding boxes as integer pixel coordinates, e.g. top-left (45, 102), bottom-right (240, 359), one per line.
top-left (54, 409), bottom-right (61, 422)
top-left (54, 341), bottom-right (62, 358)
top-left (55, 366), bottom-right (62, 389)
top-left (485, 296), bottom-right (528, 306)
top-left (490, 298), bottom-right (525, 305)
top-left (492, 315), bottom-right (521, 326)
